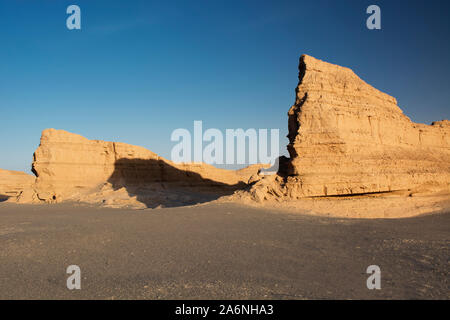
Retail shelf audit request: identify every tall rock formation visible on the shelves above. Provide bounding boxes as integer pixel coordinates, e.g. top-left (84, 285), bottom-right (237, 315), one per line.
top-left (245, 55), bottom-right (450, 200)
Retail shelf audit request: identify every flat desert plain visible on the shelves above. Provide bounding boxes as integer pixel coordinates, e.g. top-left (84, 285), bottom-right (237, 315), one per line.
top-left (0, 201), bottom-right (448, 299)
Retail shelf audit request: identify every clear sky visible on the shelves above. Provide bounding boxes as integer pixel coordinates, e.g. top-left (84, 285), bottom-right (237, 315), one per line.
top-left (1, 0), bottom-right (449, 173)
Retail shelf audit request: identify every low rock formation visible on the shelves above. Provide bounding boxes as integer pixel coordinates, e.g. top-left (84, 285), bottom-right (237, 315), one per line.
top-left (0, 169), bottom-right (35, 201)
top-left (239, 54), bottom-right (450, 203)
top-left (31, 129), bottom-right (264, 207)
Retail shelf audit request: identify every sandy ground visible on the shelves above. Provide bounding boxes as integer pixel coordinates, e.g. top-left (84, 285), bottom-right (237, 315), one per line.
top-left (0, 202), bottom-right (448, 299)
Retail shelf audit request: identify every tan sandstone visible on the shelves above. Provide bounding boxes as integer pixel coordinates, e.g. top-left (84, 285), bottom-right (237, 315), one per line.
top-left (6, 54), bottom-right (450, 217)
top-left (30, 129), bottom-right (264, 208)
top-left (228, 54), bottom-right (450, 217)
top-left (0, 169), bottom-right (35, 201)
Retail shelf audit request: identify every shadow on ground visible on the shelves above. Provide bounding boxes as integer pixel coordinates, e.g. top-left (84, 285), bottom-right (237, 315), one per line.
top-left (107, 158), bottom-right (247, 208)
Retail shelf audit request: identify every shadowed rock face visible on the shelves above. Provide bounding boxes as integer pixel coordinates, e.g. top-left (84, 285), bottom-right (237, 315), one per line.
top-left (247, 55), bottom-right (450, 200)
top-left (31, 129), bottom-right (261, 205)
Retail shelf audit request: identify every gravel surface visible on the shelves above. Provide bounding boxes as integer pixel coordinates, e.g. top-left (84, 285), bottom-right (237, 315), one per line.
top-left (0, 202), bottom-right (448, 299)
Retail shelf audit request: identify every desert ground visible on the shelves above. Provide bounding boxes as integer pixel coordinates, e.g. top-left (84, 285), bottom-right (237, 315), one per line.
top-left (0, 201), bottom-right (448, 300)
top-left (0, 55), bottom-right (448, 300)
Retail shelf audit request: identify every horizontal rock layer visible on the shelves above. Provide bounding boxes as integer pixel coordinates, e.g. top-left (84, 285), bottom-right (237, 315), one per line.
top-left (31, 129), bottom-right (261, 203)
top-left (0, 169), bottom-right (35, 200)
top-left (250, 55), bottom-right (450, 199)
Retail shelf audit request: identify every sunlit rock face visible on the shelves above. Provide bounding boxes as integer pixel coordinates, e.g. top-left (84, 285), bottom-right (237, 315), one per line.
top-left (0, 169), bottom-right (34, 200)
top-left (31, 129), bottom-right (262, 204)
top-left (247, 54), bottom-right (450, 200)
top-left (14, 55), bottom-right (450, 209)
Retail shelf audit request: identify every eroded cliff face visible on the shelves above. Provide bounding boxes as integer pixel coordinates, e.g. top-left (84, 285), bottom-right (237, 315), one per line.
top-left (6, 54), bottom-right (450, 216)
top-left (0, 169), bottom-right (35, 201)
top-left (31, 129), bottom-right (262, 207)
top-left (242, 55), bottom-right (450, 201)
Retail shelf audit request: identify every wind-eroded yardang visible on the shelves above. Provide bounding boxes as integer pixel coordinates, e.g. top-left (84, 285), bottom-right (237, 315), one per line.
top-left (28, 128), bottom-right (263, 208)
top-left (241, 55), bottom-right (450, 204)
top-left (1, 54), bottom-right (449, 217)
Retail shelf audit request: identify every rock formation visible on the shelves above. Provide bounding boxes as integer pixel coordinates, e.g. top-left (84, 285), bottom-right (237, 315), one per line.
top-left (31, 129), bottom-right (264, 207)
top-left (0, 169), bottom-right (35, 201)
top-left (4, 54), bottom-right (449, 217)
top-left (242, 54), bottom-right (450, 202)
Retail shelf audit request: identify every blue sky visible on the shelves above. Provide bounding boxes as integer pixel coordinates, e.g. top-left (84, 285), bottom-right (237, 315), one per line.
top-left (1, 0), bottom-right (449, 173)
